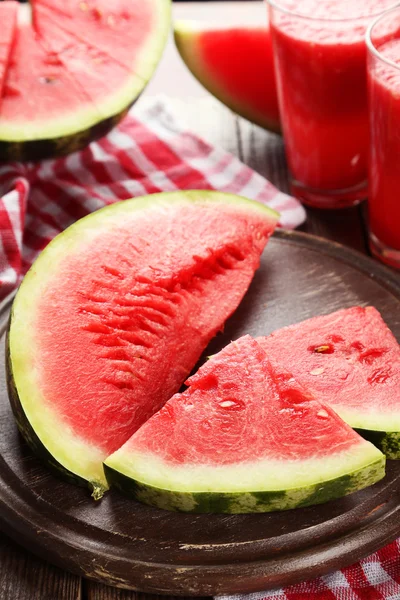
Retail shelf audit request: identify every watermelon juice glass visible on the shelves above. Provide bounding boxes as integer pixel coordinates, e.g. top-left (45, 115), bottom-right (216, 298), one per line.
top-left (267, 0), bottom-right (397, 209)
top-left (367, 8), bottom-right (400, 269)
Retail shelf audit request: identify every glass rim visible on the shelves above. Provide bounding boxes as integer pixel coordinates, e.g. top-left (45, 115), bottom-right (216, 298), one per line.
top-left (267, 0), bottom-right (400, 24)
top-left (366, 5), bottom-right (400, 73)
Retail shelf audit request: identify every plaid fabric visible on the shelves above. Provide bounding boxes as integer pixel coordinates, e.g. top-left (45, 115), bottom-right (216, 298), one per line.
top-left (0, 99), bottom-right (305, 302)
top-left (219, 539), bottom-right (400, 600)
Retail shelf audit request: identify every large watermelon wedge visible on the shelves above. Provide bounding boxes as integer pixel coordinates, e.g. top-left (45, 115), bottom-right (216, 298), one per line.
top-left (7, 191), bottom-right (278, 499)
top-left (258, 307), bottom-right (400, 458)
top-left (174, 20), bottom-right (280, 133)
top-left (104, 336), bottom-right (385, 513)
top-left (0, 2), bottom-right (18, 100)
top-left (0, 0), bottom-right (170, 161)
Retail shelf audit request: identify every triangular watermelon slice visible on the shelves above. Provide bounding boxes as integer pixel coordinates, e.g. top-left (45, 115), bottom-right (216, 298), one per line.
top-left (7, 191), bottom-right (279, 498)
top-left (0, 1), bottom-right (18, 100)
top-left (258, 307), bottom-right (400, 458)
top-left (104, 335), bottom-right (384, 513)
top-left (174, 20), bottom-right (280, 133)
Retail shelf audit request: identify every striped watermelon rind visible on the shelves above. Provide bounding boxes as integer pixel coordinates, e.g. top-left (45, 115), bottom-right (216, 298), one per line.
top-left (6, 336), bottom-right (107, 499)
top-left (104, 444), bottom-right (385, 514)
top-left (0, 110), bottom-right (127, 163)
top-left (7, 191), bottom-right (279, 499)
top-left (356, 430), bottom-right (400, 460)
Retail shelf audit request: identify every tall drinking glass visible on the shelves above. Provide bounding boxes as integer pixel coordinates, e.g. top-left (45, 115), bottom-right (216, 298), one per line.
top-left (367, 7), bottom-right (400, 269)
top-left (267, 0), bottom-right (398, 209)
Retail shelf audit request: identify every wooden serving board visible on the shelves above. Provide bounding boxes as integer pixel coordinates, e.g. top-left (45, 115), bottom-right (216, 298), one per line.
top-left (0, 230), bottom-right (399, 596)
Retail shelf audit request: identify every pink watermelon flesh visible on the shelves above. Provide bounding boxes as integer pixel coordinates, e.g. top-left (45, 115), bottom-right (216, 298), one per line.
top-left (122, 335), bottom-right (363, 465)
top-left (175, 23), bottom-right (280, 132)
top-left (34, 199), bottom-right (277, 456)
top-left (0, 2), bottom-right (18, 100)
top-left (0, 23), bottom-right (102, 128)
top-left (258, 307), bottom-right (400, 429)
top-left (30, 9), bottom-right (133, 117)
top-left (31, 0), bottom-right (156, 73)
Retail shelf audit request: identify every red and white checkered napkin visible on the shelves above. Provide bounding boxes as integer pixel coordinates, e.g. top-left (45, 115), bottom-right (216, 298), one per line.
top-left (0, 99), bottom-right (305, 302)
top-left (218, 538), bottom-right (400, 599)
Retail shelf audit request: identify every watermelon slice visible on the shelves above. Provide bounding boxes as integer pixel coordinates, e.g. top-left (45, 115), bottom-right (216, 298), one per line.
top-left (174, 20), bottom-right (280, 133)
top-left (7, 191), bottom-right (279, 498)
top-left (104, 336), bottom-right (385, 513)
top-left (0, 2), bottom-right (18, 100)
top-left (258, 307), bottom-right (400, 458)
top-left (0, 0), bottom-right (171, 161)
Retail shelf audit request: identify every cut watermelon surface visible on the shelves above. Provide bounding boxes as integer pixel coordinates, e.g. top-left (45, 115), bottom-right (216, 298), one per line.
top-left (258, 307), bottom-right (400, 458)
top-left (0, 2), bottom-right (17, 100)
top-left (174, 21), bottom-right (280, 133)
top-left (0, 24), bottom-right (104, 143)
top-left (104, 336), bottom-right (384, 513)
top-left (32, 0), bottom-right (167, 77)
top-left (7, 191), bottom-right (278, 498)
top-left (0, 0), bottom-right (171, 160)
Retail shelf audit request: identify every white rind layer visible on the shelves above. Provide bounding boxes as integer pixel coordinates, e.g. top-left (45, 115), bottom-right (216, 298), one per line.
top-left (105, 440), bottom-right (383, 493)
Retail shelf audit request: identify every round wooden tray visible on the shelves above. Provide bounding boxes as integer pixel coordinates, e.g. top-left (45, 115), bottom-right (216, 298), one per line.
top-left (0, 230), bottom-right (399, 596)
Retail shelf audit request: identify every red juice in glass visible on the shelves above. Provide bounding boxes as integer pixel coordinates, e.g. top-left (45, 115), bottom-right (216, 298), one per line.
top-left (367, 8), bottom-right (400, 268)
top-left (268, 0), bottom-right (396, 209)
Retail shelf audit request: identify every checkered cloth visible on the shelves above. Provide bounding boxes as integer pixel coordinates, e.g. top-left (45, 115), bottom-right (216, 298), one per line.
top-left (0, 99), bottom-right (305, 302)
top-left (219, 539), bottom-right (400, 599)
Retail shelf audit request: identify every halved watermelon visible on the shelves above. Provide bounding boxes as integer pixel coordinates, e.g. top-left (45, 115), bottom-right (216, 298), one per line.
top-left (0, 0), bottom-right (170, 161)
top-left (258, 307), bottom-right (400, 458)
top-left (7, 191), bottom-right (279, 498)
top-left (0, 2), bottom-right (18, 100)
top-left (174, 20), bottom-right (280, 133)
top-left (104, 336), bottom-right (385, 513)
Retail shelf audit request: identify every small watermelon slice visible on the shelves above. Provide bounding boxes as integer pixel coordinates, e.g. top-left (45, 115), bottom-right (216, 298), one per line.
top-left (104, 335), bottom-right (385, 513)
top-left (174, 20), bottom-right (280, 133)
top-left (7, 191), bottom-right (278, 498)
top-left (0, 2), bottom-right (18, 100)
top-left (258, 307), bottom-right (400, 458)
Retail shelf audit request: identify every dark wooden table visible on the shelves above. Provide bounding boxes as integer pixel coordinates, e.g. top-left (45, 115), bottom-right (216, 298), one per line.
top-left (0, 2), bottom-right (388, 598)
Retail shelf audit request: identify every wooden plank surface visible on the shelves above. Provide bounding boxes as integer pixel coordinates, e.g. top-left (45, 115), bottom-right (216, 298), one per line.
top-left (0, 536), bottom-right (81, 600)
top-left (0, 2), bottom-right (372, 599)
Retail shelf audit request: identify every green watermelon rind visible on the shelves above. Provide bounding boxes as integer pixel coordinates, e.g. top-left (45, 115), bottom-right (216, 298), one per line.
top-left (356, 429), bottom-right (400, 460)
top-left (0, 110), bottom-right (128, 162)
top-left (7, 191), bottom-right (279, 498)
top-left (6, 328), bottom-right (107, 500)
top-left (0, 0), bottom-right (171, 159)
top-left (103, 452), bottom-right (385, 514)
top-left (174, 20), bottom-right (281, 134)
